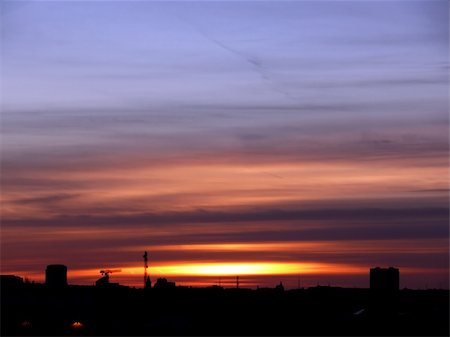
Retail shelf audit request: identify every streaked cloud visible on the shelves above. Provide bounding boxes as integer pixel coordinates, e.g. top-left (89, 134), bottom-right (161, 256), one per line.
top-left (1, 0), bottom-right (448, 289)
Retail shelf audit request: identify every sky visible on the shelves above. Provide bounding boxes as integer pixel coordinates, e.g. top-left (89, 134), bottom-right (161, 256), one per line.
top-left (1, 0), bottom-right (448, 289)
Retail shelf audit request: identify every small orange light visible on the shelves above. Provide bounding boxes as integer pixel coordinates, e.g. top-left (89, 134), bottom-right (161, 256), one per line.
top-left (21, 321), bottom-right (32, 328)
top-left (71, 321), bottom-right (84, 329)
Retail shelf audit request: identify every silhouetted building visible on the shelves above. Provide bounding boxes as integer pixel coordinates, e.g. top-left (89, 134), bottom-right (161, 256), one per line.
top-left (45, 264), bottom-right (67, 287)
top-left (95, 272), bottom-right (121, 287)
top-left (275, 282), bottom-right (284, 291)
top-left (207, 285), bottom-right (224, 291)
top-left (0, 275), bottom-right (24, 288)
top-left (154, 278), bottom-right (175, 289)
top-left (96, 274), bottom-right (110, 287)
top-left (370, 267), bottom-right (399, 291)
top-left (145, 275), bottom-right (152, 289)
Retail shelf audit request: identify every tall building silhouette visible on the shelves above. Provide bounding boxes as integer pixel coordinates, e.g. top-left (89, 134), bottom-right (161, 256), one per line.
top-left (370, 267), bottom-right (399, 291)
top-left (45, 264), bottom-right (68, 287)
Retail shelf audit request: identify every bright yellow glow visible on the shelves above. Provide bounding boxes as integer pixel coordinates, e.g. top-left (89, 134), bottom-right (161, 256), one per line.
top-left (56, 262), bottom-right (365, 281)
top-left (122, 262), bottom-right (364, 276)
top-left (160, 262), bottom-right (296, 275)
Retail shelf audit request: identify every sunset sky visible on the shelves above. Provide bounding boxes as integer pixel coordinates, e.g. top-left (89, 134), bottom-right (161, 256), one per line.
top-left (1, 0), bottom-right (448, 289)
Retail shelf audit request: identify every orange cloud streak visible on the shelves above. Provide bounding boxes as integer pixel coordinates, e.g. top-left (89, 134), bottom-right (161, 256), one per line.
top-left (2, 158), bottom-right (447, 219)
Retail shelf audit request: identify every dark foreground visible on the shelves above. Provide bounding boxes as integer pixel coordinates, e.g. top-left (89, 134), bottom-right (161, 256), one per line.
top-left (1, 284), bottom-right (449, 336)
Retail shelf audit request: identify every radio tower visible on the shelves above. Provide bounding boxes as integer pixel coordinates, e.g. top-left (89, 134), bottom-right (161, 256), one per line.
top-left (143, 251), bottom-right (151, 289)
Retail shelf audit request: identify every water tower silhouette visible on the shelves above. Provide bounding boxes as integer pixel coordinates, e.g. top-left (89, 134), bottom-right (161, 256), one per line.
top-left (45, 264), bottom-right (67, 287)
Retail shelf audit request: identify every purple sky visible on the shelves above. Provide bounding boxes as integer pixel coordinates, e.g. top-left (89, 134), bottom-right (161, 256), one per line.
top-left (1, 1), bottom-right (448, 289)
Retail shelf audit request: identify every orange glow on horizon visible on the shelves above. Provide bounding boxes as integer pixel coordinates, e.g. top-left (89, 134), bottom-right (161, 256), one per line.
top-left (147, 262), bottom-right (363, 276)
top-left (68, 261), bottom-right (365, 278)
top-left (3, 263), bottom-right (448, 289)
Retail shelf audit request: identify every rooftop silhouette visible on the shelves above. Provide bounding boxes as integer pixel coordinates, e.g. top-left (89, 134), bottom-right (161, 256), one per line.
top-left (1, 262), bottom-right (448, 336)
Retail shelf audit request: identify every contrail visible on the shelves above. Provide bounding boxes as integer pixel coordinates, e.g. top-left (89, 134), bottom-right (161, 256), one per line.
top-left (179, 16), bottom-right (299, 103)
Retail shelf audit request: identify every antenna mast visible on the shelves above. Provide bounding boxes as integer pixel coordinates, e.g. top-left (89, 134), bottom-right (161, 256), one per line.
top-left (143, 251), bottom-right (148, 288)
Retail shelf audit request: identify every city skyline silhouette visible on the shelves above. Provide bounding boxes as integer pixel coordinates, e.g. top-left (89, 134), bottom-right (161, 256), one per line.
top-left (1, 262), bottom-right (449, 336)
top-left (1, 1), bottom-right (449, 335)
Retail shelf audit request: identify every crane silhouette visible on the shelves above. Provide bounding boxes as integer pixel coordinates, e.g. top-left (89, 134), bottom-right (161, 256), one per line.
top-left (96, 269), bottom-right (121, 286)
